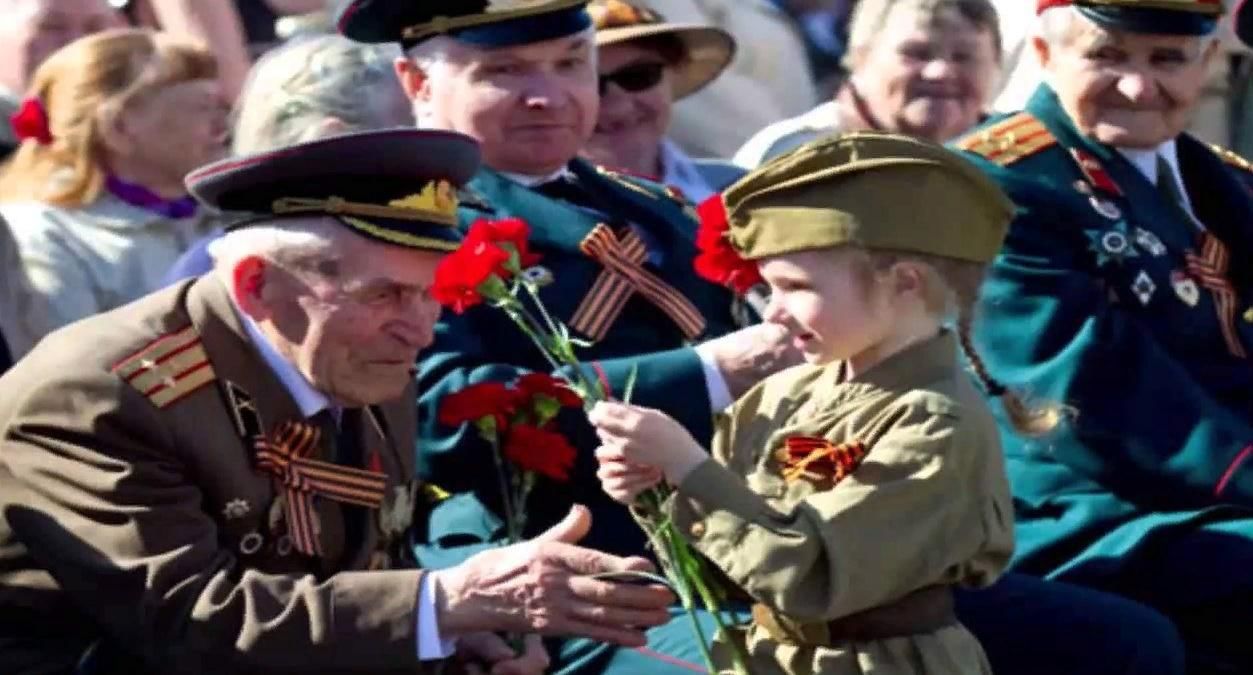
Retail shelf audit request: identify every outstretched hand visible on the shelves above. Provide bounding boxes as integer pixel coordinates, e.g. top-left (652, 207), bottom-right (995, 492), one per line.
top-left (428, 505), bottom-right (675, 646)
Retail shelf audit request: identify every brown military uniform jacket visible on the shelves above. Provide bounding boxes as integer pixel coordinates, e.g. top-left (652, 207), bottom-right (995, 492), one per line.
top-left (0, 276), bottom-right (427, 674)
top-left (669, 331), bottom-right (1014, 675)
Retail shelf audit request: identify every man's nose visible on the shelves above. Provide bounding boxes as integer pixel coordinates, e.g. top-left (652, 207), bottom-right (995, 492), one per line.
top-left (522, 72), bottom-right (567, 108)
top-left (1114, 70), bottom-right (1156, 104)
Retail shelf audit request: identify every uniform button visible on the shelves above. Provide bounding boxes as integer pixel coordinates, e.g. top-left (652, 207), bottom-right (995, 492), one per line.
top-left (689, 521), bottom-right (706, 538)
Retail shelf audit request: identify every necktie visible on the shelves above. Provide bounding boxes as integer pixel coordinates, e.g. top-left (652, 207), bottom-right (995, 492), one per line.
top-left (1155, 154), bottom-right (1202, 229)
top-left (534, 175), bottom-right (590, 206)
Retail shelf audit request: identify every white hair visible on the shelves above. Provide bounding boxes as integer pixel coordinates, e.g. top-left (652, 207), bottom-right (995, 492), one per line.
top-left (231, 34), bottom-right (410, 155)
top-left (207, 217), bottom-right (344, 288)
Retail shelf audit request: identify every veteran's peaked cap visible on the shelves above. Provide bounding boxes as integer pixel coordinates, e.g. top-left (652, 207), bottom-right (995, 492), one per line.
top-left (185, 128), bottom-right (481, 252)
top-left (1037, 0), bottom-right (1222, 35)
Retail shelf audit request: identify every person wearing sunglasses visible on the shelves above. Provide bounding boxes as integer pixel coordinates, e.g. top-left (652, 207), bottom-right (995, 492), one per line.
top-left (581, 0), bottom-right (739, 202)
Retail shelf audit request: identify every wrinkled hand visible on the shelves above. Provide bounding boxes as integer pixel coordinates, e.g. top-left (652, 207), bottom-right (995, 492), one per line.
top-left (429, 505), bottom-right (674, 646)
top-left (457, 633), bottom-right (549, 675)
top-left (588, 402), bottom-right (707, 485)
top-left (697, 322), bottom-right (803, 401)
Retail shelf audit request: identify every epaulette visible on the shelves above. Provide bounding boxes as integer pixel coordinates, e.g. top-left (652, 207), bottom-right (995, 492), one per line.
top-left (111, 325), bottom-right (216, 409)
top-left (595, 165), bottom-right (680, 204)
top-left (1210, 144), bottom-right (1253, 174)
top-left (955, 112), bottom-right (1057, 166)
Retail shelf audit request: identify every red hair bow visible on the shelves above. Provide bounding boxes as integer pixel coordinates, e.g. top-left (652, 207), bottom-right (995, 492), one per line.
top-left (11, 97), bottom-right (53, 146)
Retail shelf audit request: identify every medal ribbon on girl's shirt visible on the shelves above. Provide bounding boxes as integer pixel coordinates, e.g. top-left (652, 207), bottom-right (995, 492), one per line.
top-left (776, 437), bottom-right (868, 488)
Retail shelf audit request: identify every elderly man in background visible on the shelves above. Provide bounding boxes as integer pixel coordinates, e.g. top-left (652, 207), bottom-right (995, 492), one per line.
top-left (163, 32), bottom-right (413, 284)
top-left (735, 0), bottom-right (1004, 168)
top-left (580, 0), bottom-right (741, 200)
top-left (0, 129), bottom-right (674, 674)
top-left (957, 1), bottom-right (1253, 672)
top-left (0, 0), bottom-right (123, 158)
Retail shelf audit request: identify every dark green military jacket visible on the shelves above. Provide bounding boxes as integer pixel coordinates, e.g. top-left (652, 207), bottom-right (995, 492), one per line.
top-left (414, 159), bottom-right (741, 565)
top-left (953, 85), bottom-right (1253, 584)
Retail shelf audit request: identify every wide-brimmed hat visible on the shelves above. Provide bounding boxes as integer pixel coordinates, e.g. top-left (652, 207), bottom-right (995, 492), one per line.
top-left (589, 0), bottom-right (735, 99)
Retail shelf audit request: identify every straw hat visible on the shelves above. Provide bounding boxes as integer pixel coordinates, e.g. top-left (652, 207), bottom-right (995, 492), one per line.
top-left (588, 0), bottom-right (735, 99)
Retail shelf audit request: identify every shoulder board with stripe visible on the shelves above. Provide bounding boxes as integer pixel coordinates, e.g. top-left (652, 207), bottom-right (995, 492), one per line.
top-left (1210, 144), bottom-right (1253, 174)
top-left (111, 325), bottom-right (216, 409)
top-left (955, 112), bottom-right (1057, 166)
top-left (595, 165), bottom-right (667, 201)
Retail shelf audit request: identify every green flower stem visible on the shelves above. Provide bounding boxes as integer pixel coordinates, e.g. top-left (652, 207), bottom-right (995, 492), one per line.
top-left (487, 434), bottom-right (520, 544)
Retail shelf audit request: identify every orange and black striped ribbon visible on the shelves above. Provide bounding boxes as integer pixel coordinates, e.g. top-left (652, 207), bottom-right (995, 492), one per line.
top-left (1185, 232), bottom-right (1247, 359)
top-left (569, 223), bottom-right (706, 341)
top-left (254, 420), bottom-right (388, 557)
top-left (777, 437), bottom-right (868, 488)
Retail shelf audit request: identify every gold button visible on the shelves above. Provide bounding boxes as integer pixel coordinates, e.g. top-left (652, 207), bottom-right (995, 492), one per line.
top-left (689, 521), bottom-right (706, 538)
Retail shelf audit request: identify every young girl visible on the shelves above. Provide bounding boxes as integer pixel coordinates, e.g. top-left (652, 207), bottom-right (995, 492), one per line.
top-left (589, 131), bottom-right (1054, 675)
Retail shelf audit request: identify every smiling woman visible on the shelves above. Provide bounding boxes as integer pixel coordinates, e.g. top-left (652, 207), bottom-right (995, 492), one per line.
top-left (734, 0), bottom-right (1003, 168)
top-left (0, 28), bottom-right (226, 349)
top-left (580, 0), bottom-right (737, 200)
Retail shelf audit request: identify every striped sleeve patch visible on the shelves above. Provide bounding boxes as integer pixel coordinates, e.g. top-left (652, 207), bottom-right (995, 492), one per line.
top-left (955, 112), bottom-right (1057, 166)
top-left (111, 325), bottom-right (216, 409)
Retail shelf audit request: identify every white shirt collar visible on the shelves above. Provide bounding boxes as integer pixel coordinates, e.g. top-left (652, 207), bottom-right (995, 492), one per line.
top-left (240, 311), bottom-right (330, 419)
top-left (499, 166), bottom-right (571, 187)
top-left (1116, 140), bottom-right (1181, 189)
top-left (1117, 139), bottom-right (1196, 220)
top-left (659, 138), bottom-right (716, 203)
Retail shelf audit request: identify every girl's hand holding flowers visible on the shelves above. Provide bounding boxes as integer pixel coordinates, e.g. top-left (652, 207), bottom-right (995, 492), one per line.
top-left (588, 402), bottom-right (708, 492)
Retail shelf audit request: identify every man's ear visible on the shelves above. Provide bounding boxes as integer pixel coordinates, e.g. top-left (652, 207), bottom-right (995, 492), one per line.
top-left (1030, 35), bottom-right (1052, 71)
top-left (230, 255), bottom-right (270, 320)
top-left (395, 56), bottom-right (432, 103)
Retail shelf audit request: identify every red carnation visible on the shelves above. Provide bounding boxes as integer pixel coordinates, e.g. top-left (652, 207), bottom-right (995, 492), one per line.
top-left (693, 195), bottom-right (763, 294)
top-left (431, 238), bottom-right (511, 314)
top-left (503, 424), bottom-right (577, 482)
top-left (472, 217), bottom-right (542, 269)
top-left (11, 97), bottom-right (52, 146)
top-left (438, 381), bottom-right (520, 428)
top-left (516, 373), bottom-right (582, 408)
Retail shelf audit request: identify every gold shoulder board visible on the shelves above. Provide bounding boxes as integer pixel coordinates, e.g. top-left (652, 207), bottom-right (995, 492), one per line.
top-left (955, 112), bottom-right (1057, 166)
top-left (1210, 144), bottom-right (1253, 174)
top-left (111, 325), bottom-right (217, 409)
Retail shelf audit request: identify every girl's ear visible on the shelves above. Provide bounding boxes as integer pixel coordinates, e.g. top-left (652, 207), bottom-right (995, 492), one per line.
top-left (890, 262), bottom-right (925, 298)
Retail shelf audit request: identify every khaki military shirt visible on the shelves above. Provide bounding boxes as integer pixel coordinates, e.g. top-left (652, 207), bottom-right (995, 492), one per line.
top-left (669, 331), bottom-right (1014, 675)
top-left (0, 276), bottom-right (427, 674)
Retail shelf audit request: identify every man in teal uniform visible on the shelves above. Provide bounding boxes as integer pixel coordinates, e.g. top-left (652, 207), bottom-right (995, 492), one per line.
top-left (335, 1), bottom-right (800, 672)
top-left (956, 0), bottom-right (1253, 671)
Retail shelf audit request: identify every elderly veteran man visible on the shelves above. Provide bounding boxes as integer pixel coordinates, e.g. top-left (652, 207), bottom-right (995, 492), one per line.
top-left (0, 129), bottom-right (675, 675)
top-left (954, 1), bottom-right (1253, 672)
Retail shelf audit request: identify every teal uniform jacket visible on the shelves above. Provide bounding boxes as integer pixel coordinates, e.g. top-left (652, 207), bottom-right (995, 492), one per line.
top-left (953, 85), bottom-right (1253, 586)
top-left (413, 159), bottom-right (740, 566)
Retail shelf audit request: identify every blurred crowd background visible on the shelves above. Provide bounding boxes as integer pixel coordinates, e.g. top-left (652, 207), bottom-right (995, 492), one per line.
top-left (0, 0), bottom-right (1249, 369)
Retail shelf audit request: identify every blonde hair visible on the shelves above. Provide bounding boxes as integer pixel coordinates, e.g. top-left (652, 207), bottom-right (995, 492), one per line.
top-left (0, 28), bottom-right (216, 207)
top-left (231, 34), bottom-right (409, 155)
top-left (844, 0), bottom-right (1003, 70)
top-left (856, 248), bottom-right (1063, 436)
